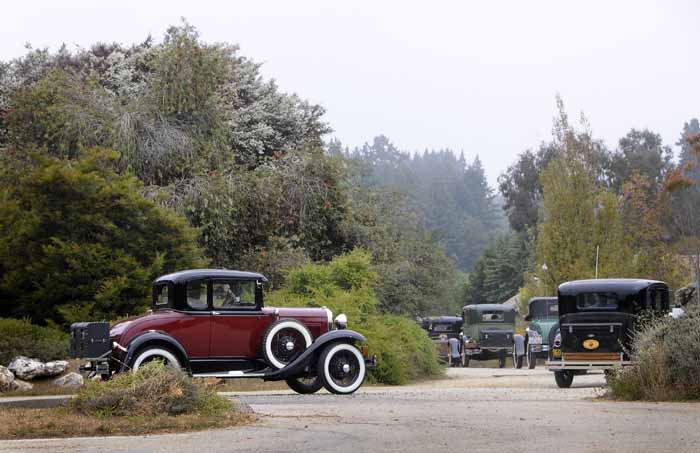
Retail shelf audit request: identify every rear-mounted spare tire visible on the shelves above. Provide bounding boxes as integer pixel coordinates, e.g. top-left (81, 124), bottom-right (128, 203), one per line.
top-left (262, 319), bottom-right (313, 369)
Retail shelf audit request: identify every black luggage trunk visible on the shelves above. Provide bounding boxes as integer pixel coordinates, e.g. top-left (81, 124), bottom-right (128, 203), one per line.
top-left (70, 322), bottom-right (110, 359)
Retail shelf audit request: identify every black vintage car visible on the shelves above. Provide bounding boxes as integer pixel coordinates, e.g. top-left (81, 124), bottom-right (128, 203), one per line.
top-left (546, 278), bottom-right (670, 388)
top-left (421, 316), bottom-right (464, 366)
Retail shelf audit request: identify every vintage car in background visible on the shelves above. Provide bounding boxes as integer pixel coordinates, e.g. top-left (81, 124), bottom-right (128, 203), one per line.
top-left (71, 269), bottom-right (375, 395)
top-left (546, 278), bottom-right (670, 388)
top-left (462, 304), bottom-right (516, 368)
top-left (421, 316), bottom-right (464, 366)
top-left (523, 297), bottom-right (558, 369)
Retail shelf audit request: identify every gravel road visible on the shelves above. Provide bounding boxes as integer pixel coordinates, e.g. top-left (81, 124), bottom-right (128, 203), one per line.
top-left (2, 368), bottom-right (699, 452)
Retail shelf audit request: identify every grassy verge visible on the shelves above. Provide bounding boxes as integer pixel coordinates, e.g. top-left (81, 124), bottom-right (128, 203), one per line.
top-left (1, 362), bottom-right (252, 439)
top-left (0, 407), bottom-right (251, 439)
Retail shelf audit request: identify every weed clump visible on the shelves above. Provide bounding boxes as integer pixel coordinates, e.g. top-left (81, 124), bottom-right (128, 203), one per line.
top-left (608, 306), bottom-right (700, 401)
top-left (72, 362), bottom-right (231, 416)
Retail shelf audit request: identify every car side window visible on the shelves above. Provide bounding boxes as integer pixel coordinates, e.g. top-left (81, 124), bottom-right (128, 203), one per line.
top-left (155, 284), bottom-right (169, 306)
top-left (186, 280), bottom-right (208, 310)
top-left (212, 280), bottom-right (257, 310)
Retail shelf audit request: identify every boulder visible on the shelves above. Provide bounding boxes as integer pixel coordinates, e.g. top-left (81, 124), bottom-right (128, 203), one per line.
top-left (44, 360), bottom-right (69, 377)
top-left (53, 372), bottom-right (84, 388)
top-left (10, 379), bottom-right (33, 392)
top-left (0, 365), bottom-right (15, 392)
top-left (8, 356), bottom-right (45, 380)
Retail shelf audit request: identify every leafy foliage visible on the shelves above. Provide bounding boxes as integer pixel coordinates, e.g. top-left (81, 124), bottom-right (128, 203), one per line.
top-left (0, 149), bottom-right (205, 325)
top-left (267, 250), bottom-right (443, 384)
top-left (0, 318), bottom-right (68, 365)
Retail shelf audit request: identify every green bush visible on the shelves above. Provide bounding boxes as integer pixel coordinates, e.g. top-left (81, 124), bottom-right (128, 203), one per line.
top-left (608, 307), bottom-right (700, 401)
top-left (72, 361), bottom-right (230, 417)
top-left (0, 318), bottom-right (69, 365)
top-left (267, 249), bottom-right (442, 385)
top-left (0, 149), bottom-right (206, 326)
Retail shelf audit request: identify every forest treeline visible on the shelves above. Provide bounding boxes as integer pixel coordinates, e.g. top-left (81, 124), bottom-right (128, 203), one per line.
top-left (0, 22), bottom-right (698, 335)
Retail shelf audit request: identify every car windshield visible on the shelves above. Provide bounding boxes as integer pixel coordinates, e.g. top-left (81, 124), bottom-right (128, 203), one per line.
top-left (529, 300), bottom-right (558, 319)
top-left (576, 292), bottom-right (619, 310)
top-left (481, 311), bottom-right (504, 322)
top-left (431, 323), bottom-right (455, 332)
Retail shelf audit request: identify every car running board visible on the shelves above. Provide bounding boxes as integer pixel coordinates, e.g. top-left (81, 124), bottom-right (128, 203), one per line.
top-left (192, 370), bottom-right (268, 379)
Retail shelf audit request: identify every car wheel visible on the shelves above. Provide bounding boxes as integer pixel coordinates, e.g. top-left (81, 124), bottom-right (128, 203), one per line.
top-left (498, 353), bottom-right (506, 368)
top-left (554, 370), bottom-right (574, 388)
top-left (512, 348), bottom-right (523, 369)
top-left (527, 345), bottom-right (536, 369)
top-left (319, 342), bottom-right (366, 395)
top-left (286, 375), bottom-right (324, 394)
top-left (131, 347), bottom-right (181, 372)
top-left (262, 319), bottom-right (313, 369)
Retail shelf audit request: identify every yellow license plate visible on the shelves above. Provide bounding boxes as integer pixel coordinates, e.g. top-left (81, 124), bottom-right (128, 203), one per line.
top-left (552, 348), bottom-right (561, 358)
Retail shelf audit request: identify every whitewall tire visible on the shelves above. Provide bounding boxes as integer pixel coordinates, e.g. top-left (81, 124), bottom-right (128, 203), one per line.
top-left (262, 319), bottom-right (313, 369)
top-left (132, 347), bottom-right (181, 371)
top-left (319, 342), bottom-right (366, 395)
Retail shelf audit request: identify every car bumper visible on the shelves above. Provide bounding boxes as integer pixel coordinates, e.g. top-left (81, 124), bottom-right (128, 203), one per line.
top-left (365, 355), bottom-right (378, 368)
top-left (546, 352), bottom-right (631, 370)
top-left (528, 344), bottom-right (548, 353)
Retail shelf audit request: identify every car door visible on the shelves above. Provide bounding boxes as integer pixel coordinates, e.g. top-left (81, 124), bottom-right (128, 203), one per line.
top-left (165, 279), bottom-right (212, 358)
top-left (209, 279), bottom-right (273, 358)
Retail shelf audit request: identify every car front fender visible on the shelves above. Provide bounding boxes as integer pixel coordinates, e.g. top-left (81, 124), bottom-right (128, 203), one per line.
top-left (120, 331), bottom-right (190, 372)
top-left (263, 329), bottom-right (367, 381)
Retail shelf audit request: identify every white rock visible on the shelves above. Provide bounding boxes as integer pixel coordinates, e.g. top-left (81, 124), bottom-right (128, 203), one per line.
top-left (53, 372), bottom-right (84, 388)
top-left (0, 366), bottom-right (15, 392)
top-left (44, 360), bottom-right (69, 377)
top-left (8, 356), bottom-right (45, 380)
top-left (10, 379), bottom-right (33, 392)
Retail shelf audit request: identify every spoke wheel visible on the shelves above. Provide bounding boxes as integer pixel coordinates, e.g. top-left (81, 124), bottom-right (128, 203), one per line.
top-left (319, 343), bottom-right (366, 395)
top-left (262, 319), bottom-right (312, 369)
top-left (286, 375), bottom-right (324, 394)
top-left (132, 347), bottom-right (181, 372)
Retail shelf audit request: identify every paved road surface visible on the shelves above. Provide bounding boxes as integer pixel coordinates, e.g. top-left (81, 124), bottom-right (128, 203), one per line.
top-left (2, 368), bottom-right (699, 452)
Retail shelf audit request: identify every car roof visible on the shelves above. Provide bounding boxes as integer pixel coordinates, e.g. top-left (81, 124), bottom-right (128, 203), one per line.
top-left (463, 304), bottom-right (516, 313)
top-left (528, 297), bottom-right (557, 306)
top-left (154, 269), bottom-right (268, 284)
top-left (425, 316), bottom-right (462, 323)
top-left (558, 278), bottom-right (666, 296)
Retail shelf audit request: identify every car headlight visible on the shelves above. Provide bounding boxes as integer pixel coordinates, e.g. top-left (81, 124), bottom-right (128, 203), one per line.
top-left (334, 313), bottom-right (347, 329)
top-left (553, 332), bottom-right (561, 348)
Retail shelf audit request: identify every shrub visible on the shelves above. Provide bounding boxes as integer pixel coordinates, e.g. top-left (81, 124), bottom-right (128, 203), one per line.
top-left (608, 306), bottom-right (700, 401)
top-left (0, 149), bottom-right (206, 326)
top-left (0, 318), bottom-right (68, 365)
top-left (267, 249), bottom-right (443, 385)
top-left (72, 361), bottom-right (230, 417)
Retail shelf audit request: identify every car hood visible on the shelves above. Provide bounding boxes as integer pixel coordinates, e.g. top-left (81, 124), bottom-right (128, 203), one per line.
top-left (264, 306), bottom-right (331, 319)
top-left (529, 319), bottom-right (558, 340)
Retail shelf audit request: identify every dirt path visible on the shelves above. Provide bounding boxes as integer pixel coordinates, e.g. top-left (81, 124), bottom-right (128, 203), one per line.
top-left (2, 368), bottom-right (699, 452)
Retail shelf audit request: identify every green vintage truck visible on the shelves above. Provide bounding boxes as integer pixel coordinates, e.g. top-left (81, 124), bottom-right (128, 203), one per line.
top-left (523, 297), bottom-right (559, 369)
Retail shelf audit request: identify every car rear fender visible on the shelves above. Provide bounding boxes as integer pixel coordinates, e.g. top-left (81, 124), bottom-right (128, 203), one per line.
top-left (120, 331), bottom-right (190, 373)
top-left (263, 329), bottom-right (366, 381)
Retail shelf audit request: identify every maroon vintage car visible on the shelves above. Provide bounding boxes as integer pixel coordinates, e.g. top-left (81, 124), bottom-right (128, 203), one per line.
top-left (71, 269), bottom-right (374, 395)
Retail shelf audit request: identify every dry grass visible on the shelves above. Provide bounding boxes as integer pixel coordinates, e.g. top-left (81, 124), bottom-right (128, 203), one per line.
top-left (0, 406), bottom-right (252, 440)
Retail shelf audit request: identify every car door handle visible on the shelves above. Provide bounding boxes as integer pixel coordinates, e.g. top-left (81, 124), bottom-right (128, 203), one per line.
top-left (212, 311), bottom-right (220, 315)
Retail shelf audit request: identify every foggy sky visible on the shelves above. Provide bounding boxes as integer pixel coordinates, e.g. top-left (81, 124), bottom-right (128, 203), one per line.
top-left (2, 0), bottom-right (699, 186)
